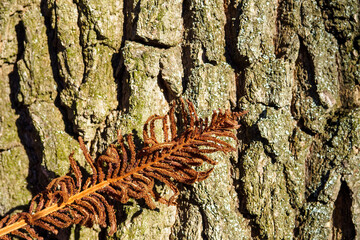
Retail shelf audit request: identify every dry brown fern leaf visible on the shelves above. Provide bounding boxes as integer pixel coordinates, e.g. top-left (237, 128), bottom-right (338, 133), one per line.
top-left (0, 98), bottom-right (247, 239)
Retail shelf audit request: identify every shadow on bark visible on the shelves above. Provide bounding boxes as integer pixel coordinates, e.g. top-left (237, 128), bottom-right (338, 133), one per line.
top-left (332, 181), bottom-right (355, 240)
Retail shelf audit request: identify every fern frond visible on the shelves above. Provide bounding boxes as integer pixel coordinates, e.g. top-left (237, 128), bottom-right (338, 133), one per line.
top-left (0, 98), bottom-right (247, 239)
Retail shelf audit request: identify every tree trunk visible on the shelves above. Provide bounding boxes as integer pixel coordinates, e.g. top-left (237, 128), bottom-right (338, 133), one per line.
top-left (0, 0), bottom-right (359, 239)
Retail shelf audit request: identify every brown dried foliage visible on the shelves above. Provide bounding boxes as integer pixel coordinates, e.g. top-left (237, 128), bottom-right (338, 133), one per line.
top-left (0, 98), bottom-right (246, 239)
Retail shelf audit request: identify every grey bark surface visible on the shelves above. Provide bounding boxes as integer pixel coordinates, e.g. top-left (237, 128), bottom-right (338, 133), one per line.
top-left (0, 0), bottom-right (359, 239)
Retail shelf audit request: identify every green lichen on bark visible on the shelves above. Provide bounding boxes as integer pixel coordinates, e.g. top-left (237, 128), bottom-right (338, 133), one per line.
top-left (0, 147), bottom-right (32, 215)
top-left (185, 63), bottom-right (236, 113)
top-left (134, 0), bottom-right (183, 46)
top-left (45, 0), bottom-right (84, 89)
top-left (13, 3), bottom-right (85, 180)
top-left (0, 0), bottom-right (359, 239)
top-left (116, 196), bottom-right (176, 240)
top-left (43, 0), bottom-right (123, 142)
top-left (0, 64), bottom-right (32, 213)
top-left (120, 41), bottom-right (169, 130)
top-left (234, 0), bottom-right (359, 239)
top-left (16, 5), bottom-right (57, 105)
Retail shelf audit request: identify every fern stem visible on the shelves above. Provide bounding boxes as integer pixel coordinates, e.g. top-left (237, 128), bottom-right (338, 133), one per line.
top-left (0, 220), bottom-right (26, 237)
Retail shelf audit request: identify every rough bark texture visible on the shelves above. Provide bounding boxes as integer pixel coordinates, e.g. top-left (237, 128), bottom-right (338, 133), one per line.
top-left (0, 0), bottom-right (359, 239)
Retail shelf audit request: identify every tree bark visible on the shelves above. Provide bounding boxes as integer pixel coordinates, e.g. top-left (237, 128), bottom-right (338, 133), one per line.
top-left (0, 0), bottom-right (359, 239)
